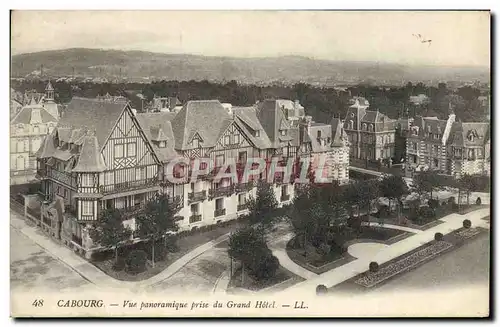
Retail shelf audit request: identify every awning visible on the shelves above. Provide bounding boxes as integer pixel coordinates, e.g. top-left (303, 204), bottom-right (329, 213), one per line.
top-left (100, 186), bottom-right (160, 200)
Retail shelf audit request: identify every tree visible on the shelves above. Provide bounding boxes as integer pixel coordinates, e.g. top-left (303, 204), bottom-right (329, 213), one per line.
top-left (413, 170), bottom-right (442, 201)
top-left (457, 173), bottom-right (475, 206)
top-left (246, 181), bottom-right (279, 231)
top-left (357, 179), bottom-right (380, 216)
top-left (379, 175), bottom-right (410, 218)
top-left (88, 208), bottom-right (132, 264)
top-left (135, 193), bottom-right (182, 267)
top-left (228, 226), bottom-right (266, 285)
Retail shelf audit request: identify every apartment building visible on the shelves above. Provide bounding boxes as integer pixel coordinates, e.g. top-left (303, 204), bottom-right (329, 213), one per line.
top-left (343, 97), bottom-right (396, 162)
top-left (405, 114), bottom-right (490, 178)
top-left (10, 82), bottom-right (60, 185)
top-left (35, 97), bottom-right (350, 257)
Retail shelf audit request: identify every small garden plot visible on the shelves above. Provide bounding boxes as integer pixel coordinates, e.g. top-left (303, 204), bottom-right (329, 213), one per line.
top-left (455, 228), bottom-right (481, 240)
top-left (354, 241), bottom-right (453, 288)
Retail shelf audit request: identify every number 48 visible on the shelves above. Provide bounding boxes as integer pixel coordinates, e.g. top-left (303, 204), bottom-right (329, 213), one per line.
top-left (32, 299), bottom-right (44, 307)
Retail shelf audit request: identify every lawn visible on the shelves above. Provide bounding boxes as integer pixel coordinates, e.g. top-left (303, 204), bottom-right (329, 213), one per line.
top-left (228, 264), bottom-right (298, 292)
top-left (91, 219), bottom-right (247, 281)
top-left (286, 225), bottom-right (407, 274)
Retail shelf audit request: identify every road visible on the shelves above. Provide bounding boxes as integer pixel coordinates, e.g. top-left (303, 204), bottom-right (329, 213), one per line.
top-left (375, 232), bottom-right (490, 292)
top-left (10, 214), bottom-right (94, 293)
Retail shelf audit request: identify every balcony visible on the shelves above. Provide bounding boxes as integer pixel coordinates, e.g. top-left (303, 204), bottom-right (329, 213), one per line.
top-left (280, 194), bottom-right (290, 202)
top-left (188, 190), bottom-right (207, 204)
top-left (235, 181), bottom-right (255, 193)
top-left (99, 178), bottom-right (158, 195)
top-left (214, 208), bottom-right (226, 217)
top-left (237, 203), bottom-right (248, 211)
top-left (189, 214), bottom-right (202, 224)
top-left (209, 185), bottom-right (234, 199)
top-left (118, 204), bottom-right (146, 220)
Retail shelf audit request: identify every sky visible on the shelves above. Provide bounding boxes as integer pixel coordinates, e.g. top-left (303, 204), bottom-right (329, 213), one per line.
top-left (11, 10), bottom-right (490, 67)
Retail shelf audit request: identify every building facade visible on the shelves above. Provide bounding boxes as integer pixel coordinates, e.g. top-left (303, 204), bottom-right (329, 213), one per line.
top-left (35, 97), bottom-right (350, 257)
top-left (343, 97), bottom-right (396, 162)
top-left (10, 82), bottom-right (60, 185)
top-left (405, 114), bottom-right (490, 178)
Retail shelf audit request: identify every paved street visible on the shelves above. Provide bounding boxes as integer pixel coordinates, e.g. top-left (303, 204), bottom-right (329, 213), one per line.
top-left (10, 227), bottom-right (94, 293)
top-left (375, 232), bottom-right (490, 292)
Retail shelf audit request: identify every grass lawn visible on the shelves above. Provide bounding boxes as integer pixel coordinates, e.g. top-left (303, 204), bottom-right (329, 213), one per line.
top-left (92, 219), bottom-right (247, 281)
top-left (286, 225), bottom-right (407, 274)
top-left (228, 264), bottom-right (298, 292)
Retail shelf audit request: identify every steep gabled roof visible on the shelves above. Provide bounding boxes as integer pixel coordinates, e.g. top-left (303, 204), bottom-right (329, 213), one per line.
top-left (11, 106), bottom-right (58, 125)
top-left (233, 107), bottom-right (272, 149)
top-left (136, 112), bottom-right (179, 162)
top-left (58, 97), bottom-right (128, 150)
top-left (448, 122), bottom-right (490, 147)
top-left (171, 100), bottom-right (232, 150)
top-left (330, 117), bottom-right (345, 147)
top-left (72, 136), bottom-right (107, 172)
top-left (308, 124), bottom-right (333, 153)
top-left (256, 99), bottom-right (291, 147)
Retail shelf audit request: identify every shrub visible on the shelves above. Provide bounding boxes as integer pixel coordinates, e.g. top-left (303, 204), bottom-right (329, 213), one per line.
top-left (428, 199), bottom-right (439, 210)
top-left (434, 232), bottom-right (444, 241)
top-left (463, 219), bottom-right (472, 229)
top-left (250, 254), bottom-right (280, 280)
top-left (451, 203), bottom-right (459, 212)
top-left (448, 197), bottom-right (456, 205)
top-left (369, 261), bottom-right (379, 273)
top-left (476, 197), bottom-right (482, 205)
top-left (419, 206), bottom-right (436, 219)
top-left (316, 284), bottom-right (328, 295)
top-left (112, 257), bottom-right (126, 271)
top-left (318, 243), bottom-right (331, 256)
top-left (126, 250), bottom-right (148, 274)
top-left (164, 235), bottom-right (179, 253)
top-left (152, 244), bottom-right (167, 262)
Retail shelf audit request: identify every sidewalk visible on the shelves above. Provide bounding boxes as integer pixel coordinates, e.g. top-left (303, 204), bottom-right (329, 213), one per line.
top-left (10, 210), bottom-right (229, 290)
top-left (280, 207), bottom-right (490, 295)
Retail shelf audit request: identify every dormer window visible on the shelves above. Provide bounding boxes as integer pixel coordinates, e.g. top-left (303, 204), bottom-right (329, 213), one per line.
top-left (368, 124), bottom-right (374, 132)
top-left (224, 135), bottom-right (230, 145)
top-left (317, 131), bottom-right (322, 139)
top-left (234, 134), bottom-right (240, 144)
top-left (362, 123), bottom-right (367, 131)
top-left (349, 121), bottom-right (354, 129)
top-left (192, 139), bottom-right (199, 148)
top-left (280, 130), bottom-right (286, 136)
top-left (255, 130), bottom-right (260, 137)
top-left (350, 113), bottom-right (355, 118)
top-left (159, 141), bottom-right (166, 148)
top-left (412, 128), bottom-right (418, 136)
top-left (468, 134), bottom-right (474, 142)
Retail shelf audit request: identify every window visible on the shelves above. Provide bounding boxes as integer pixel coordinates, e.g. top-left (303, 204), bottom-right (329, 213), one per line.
top-left (317, 131), bottom-right (322, 139)
top-left (82, 201), bottom-right (93, 216)
top-left (433, 159), bottom-right (439, 168)
top-left (477, 149), bottom-right (483, 158)
top-left (33, 125), bottom-right (39, 134)
top-left (454, 147), bottom-right (462, 157)
top-left (368, 124), bottom-right (374, 132)
top-left (412, 128), bottom-right (418, 136)
top-left (350, 113), bottom-right (355, 118)
top-left (127, 143), bottom-right (136, 157)
top-left (468, 134), bottom-right (474, 142)
top-left (224, 135), bottom-right (230, 145)
top-left (64, 189), bottom-right (68, 198)
top-left (215, 198), bottom-right (224, 211)
top-left (280, 130), bottom-right (286, 136)
top-left (412, 155), bottom-right (417, 164)
top-left (362, 123), bottom-right (367, 131)
top-left (255, 130), bottom-right (260, 137)
top-left (159, 141), bottom-right (166, 148)
top-left (48, 126), bottom-right (54, 134)
top-left (190, 182), bottom-right (195, 192)
top-left (468, 149), bottom-right (475, 160)
top-left (114, 144), bottom-right (124, 158)
top-left (136, 168), bottom-right (143, 181)
top-left (192, 138), bottom-right (199, 148)
top-left (16, 156), bottom-right (25, 170)
top-left (234, 134), bottom-right (240, 144)
top-left (434, 134), bottom-right (440, 140)
top-left (238, 193), bottom-right (246, 205)
top-left (433, 145), bottom-right (439, 153)
top-left (17, 141), bottom-right (24, 153)
top-left (349, 120), bottom-right (354, 129)
top-left (81, 174), bottom-right (93, 187)
top-left (281, 185), bottom-right (288, 197)
top-left (190, 203), bottom-right (199, 215)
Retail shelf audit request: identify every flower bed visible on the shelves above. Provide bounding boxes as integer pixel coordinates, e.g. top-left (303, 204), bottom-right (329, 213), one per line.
top-left (354, 241), bottom-right (453, 288)
top-left (455, 228), bottom-right (480, 240)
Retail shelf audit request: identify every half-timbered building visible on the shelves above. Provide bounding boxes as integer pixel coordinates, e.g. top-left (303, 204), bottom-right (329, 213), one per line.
top-left (35, 97), bottom-right (161, 256)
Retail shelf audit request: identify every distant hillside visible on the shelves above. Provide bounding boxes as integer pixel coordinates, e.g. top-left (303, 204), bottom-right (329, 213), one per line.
top-left (11, 48), bottom-right (490, 85)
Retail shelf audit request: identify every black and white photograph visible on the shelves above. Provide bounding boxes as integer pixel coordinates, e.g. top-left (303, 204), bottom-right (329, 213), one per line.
top-left (8, 10), bottom-right (491, 317)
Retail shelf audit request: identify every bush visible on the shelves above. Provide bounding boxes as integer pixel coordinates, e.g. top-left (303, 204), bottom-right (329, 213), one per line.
top-left (476, 197), bottom-right (482, 205)
top-left (428, 199), bottom-right (440, 210)
top-left (250, 254), bottom-right (279, 280)
top-left (448, 197), bottom-right (456, 205)
top-left (434, 232), bottom-right (444, 241)
top-left (463, 219), bottom-right (472, 229)
top-left (418, 206), bottom-right (436, 219)
top-left (112, 257), bottom-right (126, 271)
top-left (316, 284), bottom-right (328, 295)
top-left (126, 250), bottom-right (148, 274)
top-left (369, 261), bottom-right (379, 273)
top-left (164, 235), bottom-right (179, 253)
top-left (318, 243), bottom-right (331, 256)
top-left (152, 244), bottom-right (167, 262)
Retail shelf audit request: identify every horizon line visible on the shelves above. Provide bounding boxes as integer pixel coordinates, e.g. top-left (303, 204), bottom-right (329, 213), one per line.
top-left (11, 47), bottom-right (490, 70)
